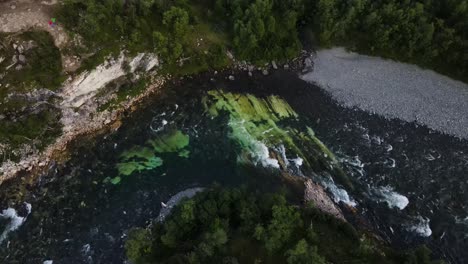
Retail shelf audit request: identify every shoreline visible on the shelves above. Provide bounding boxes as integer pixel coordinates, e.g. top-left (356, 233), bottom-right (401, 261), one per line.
top-left (0, 48), bottom-right (313, 186)
top-left (301, 47), bottom-right (468, 139)
top-left (0, 74), bottom-right (167, 185)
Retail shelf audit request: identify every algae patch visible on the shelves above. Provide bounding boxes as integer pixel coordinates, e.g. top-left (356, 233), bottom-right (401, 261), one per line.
top-left (203, 90), bottom-right (352, 189)
top-left (106, 130), bottom-right (190, 184)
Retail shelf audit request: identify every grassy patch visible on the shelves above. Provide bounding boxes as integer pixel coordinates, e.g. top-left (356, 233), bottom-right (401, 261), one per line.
top-left (0, 31), bottom-right (63, 161)
top-left (0, 31), bottom-right (64, 93)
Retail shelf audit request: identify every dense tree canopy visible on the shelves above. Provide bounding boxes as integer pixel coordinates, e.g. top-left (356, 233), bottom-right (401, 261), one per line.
top-left (58, 0), bottom-right (468, 81)
top-left (306, 0), bottom-right (468, 82)
top-left (125, 187), bottom-right (442, 264)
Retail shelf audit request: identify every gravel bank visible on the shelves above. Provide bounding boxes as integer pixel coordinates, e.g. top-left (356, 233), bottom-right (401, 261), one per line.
top-left (301, 48), bottom-right (468, 139)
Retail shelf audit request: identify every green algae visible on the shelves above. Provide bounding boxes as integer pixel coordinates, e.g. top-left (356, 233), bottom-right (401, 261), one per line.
top-left (204, 90), bottom-right (353, 189)
top-left (149, 130), bottom-right (190, 153)
top-left (178, 149), bottom-right (191, 158)
top-left (109, 130), bottom-right (190, 184)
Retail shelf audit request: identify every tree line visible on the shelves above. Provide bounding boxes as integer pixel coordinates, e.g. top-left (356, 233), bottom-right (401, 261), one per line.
top-left (125, 186), bottom-right (442, 263)
top-left (58, 0), bottom-right (467, 81)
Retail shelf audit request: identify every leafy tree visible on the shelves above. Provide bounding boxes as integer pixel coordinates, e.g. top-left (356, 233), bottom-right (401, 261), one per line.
top-left (286, 239), bottom-right (325, 264)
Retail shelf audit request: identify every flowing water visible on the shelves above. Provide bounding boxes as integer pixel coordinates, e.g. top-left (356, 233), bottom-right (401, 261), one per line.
top-left (0, 71), bottom-right (467, 263)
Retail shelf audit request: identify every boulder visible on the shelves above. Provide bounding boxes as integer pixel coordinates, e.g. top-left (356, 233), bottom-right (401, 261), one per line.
top-left (262, 69), bottom-right (269, 75)
top-left (18, 55), bottom-right (26, 64)
top-left (228, 75), bottom-right (235, 81)
top-left (17, 45), bottom-right (24, 54)
top-left (271, 61), bottom-right (278, 70)
top-left (304, 57), bottom-right (313, 68)
top-left (304, 179), bottom-right (346, 221)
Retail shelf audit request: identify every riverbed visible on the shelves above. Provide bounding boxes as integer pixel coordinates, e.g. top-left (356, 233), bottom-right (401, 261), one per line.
top-left (0, 68), bottom-right (467, 263)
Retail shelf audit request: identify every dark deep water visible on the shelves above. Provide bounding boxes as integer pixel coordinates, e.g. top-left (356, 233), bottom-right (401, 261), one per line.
top-left (0, 71), bottom-right (467, 263)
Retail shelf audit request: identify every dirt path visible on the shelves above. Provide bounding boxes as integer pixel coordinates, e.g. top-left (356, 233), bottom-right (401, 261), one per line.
top-left (0, 0), bottom-right (80, 72)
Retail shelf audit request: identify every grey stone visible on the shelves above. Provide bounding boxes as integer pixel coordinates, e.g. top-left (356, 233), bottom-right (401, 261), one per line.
top-left (304, 57), bottom-right (313, 68)
top-left (262, 69), bottom-right (269, 75)
top-left (18, 55), bottom-right (26, 63)
top-left (17, 45), bottom-right (24, 54)
top-left (228, 75), bottom-right (235, 81)
top-left (301, 47), bottom-right (468, 139)
top-left (272, 61), bottom-right (278, 70)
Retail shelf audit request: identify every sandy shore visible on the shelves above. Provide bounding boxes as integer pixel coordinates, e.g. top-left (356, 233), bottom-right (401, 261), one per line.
top-left (301, 48), bottom-right (468, 139)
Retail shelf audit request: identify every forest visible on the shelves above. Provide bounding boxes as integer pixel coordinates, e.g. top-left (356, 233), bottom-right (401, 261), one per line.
top-left (125, 186), bottom-right (442, 264)
top-left (57, 0), bottom-right (468, 81)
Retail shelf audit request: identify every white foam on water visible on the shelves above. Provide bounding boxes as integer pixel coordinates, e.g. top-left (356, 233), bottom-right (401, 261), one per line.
top-left (321, 177), bottom-right (357, 207)
top-left (229, 120), bottom-right (279, 169)
top-left (386, 144), bottom-right (393, 152)
top-left (291, 157), bottom-right (303, 168)
top-left (253, 142), bottom-right (280, 169)
top-left (455, 216), bottom-right (468, 225)
top-left (384, 158), bottom-right (396, 168)
top-left (341, 155), bottom-right (365, 168)
top-left (0, 203), bottom-right (32, 244)
top-left (373, 186), bottom-right (409, 210)
top-left (407, 216), bottom-right (432, 237)
top-left (276, 145), bottom-right (289, 167)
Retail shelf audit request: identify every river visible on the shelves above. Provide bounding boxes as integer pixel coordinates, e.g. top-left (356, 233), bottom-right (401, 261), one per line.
top-left (0, 70), bottom-right (467, 264)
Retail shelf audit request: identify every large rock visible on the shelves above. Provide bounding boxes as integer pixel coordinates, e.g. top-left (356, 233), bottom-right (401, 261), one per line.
top-left (304, 179), bottom-right (346, 221)
top-left (304, 57), bottom-right (313, 68)
top-left (18, 55), bottom-right (26, 64)
top-left (271, 61), bottom-right (278, 70)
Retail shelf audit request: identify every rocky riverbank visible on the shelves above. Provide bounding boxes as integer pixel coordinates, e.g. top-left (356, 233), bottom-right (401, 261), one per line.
top-left (302, 47), bottom-right (468, 139)
top-left (0, 53), bottom-right (165, 185)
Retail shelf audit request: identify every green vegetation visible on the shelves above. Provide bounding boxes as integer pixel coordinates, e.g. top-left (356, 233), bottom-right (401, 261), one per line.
top-left (213, 0), bottom-right (304, 62)
top-left (57, 0), bottom-right (230, 74)
top-left (306, 0), bottom-right (468, 83)
top-left (106, 130), bottom-right (190, 184)
top-left (126, 186), bottom-right (442, 264)
top-left (203, 90), bottom-right (352, 189)
top-left (0, 31), bottom-right (64, 91)
top-left (0, 31), bottom-right (63, 160)
top-left (57, 0), bottom-right (467, 82)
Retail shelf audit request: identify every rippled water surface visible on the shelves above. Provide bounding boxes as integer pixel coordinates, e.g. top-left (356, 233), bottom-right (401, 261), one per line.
top-left (0, 71), bottom-right (467, 263)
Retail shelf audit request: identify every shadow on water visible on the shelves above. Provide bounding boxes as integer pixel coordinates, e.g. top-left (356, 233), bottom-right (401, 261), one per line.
top-left (0, 70), bottom-right (467, 263)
